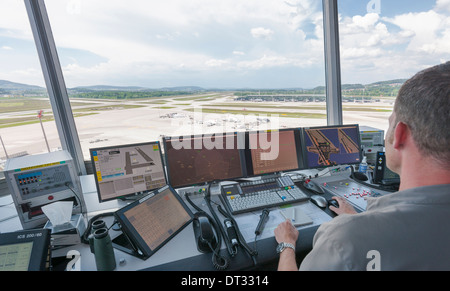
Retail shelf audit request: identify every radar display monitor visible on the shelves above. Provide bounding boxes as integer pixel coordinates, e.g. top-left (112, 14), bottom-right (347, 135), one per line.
top-left (90, 141), bottom-right (167, 203)
top-left (302, 124), bottom-right (362, 168)
top-left (163, 132), bottom-right (246, 188)
top-left (246, 129), bottom-right (303, 176)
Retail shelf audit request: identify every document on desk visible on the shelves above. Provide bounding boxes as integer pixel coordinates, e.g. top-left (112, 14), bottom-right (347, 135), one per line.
top-left (234, 202), bottom-right (333, 242)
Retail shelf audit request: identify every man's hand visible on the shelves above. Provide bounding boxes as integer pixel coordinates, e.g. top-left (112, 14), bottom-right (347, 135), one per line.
top-left (274, 219), bottom-right (299, 245)
top-left (329, 196), bottom-right (358, 215)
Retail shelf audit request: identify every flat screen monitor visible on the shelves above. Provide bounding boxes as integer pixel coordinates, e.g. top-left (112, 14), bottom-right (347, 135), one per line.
top-left (163, 132), bottom-right (246, 188)
top-left (246, 128), bottom-right (303, 176)
top-left (302, 124), bottom-right (362, 168)
top-left (0, 229), bottom-right (50, 271)
top-left (0, 242), bottom-right (34, 271)
top-left (114, 185), bottom-right (194, 260)
top-left (90, 141), bottom-right (167, 203)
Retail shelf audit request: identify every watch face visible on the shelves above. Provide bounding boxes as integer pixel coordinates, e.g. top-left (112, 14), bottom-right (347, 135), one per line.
top-left (276, 243), bottom-right (284, 253)
top-left (277, 242), bottom-right (294, 254)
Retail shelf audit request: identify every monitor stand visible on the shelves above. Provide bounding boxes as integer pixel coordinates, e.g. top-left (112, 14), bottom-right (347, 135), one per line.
top-left (119, 191), bottom-right (148, 202)
top-left (111, 225), bottom-right (147, 260)
top-left (259, 172), bottom-right (282, 180)
top-left (176, 184), bottom-right (209, 197)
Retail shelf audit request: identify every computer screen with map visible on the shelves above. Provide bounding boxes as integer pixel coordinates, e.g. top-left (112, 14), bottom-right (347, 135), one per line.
top-left (90, 141), bottom-right (167, 202)
top-left (302, 124), bottom-right (362, 168)
top-left (163, 133), bottom-right (246, 188)
top-left (246, 129), bottom-right (303, 176)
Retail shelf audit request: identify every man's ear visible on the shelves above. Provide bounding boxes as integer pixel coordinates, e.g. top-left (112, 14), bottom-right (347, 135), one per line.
top-left (393, 122), bottom-right (409, 150)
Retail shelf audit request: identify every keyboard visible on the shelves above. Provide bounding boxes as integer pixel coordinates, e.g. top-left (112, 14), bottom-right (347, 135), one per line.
top-left (220, 176), bottom-right (309, 214)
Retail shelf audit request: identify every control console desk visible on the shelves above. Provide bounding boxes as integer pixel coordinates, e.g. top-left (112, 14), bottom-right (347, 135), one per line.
top-left (0, 170), bottom-right (393, 271)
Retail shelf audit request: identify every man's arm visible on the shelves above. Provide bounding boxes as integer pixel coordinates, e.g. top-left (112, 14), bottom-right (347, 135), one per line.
top-left (274, 219), bottom-right (299, 271)
top-left (274, 198), bottom-right (357, 271)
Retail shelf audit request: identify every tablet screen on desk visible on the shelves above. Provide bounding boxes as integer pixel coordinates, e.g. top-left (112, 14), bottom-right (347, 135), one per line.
top-left (115, 185), bottom-right (194, 259)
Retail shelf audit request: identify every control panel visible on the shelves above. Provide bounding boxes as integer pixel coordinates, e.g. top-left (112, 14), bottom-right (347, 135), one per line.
top-left (321, 179), bottom-right (384, 211)
top-left (15, 166), bottom-right (74, 200)
top-left (359, 126), bottom-right (385, 165)
top-left (4, 151), bottom-right (85, 229)
top-left (238, 176), bottom-right (296, 195)
top-left (220, 176), bottom-right (309, 214)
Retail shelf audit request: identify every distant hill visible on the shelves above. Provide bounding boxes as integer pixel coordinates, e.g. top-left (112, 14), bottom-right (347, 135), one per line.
top-left (70, 85), bottom-right (148, 92)
top-left (0, 80), bottom-right (45, 91)
top-left (369, 79), bottom-right (407, 86)
top-left (0, 78), bottom-right (407, 99)
top-left (160, 86), bottom-right (205, 92)
top-left (69, 85), bottom-right (206, 92)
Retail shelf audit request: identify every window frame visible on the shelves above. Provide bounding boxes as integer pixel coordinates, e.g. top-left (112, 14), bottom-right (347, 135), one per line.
top-left (24, 0), bottom-right (86, 175)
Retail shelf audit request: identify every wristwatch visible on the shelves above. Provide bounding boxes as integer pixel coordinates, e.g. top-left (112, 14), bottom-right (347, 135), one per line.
top-left (276, 242), bottom-right (296, 254)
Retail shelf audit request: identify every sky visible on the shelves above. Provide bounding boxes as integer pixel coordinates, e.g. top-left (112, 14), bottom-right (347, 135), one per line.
top-left (0, 0), bottom-right (449, 89)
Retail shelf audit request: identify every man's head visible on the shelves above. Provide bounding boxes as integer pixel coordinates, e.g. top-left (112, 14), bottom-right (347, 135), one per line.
top-left (386, 62), bottom-right (450, 174)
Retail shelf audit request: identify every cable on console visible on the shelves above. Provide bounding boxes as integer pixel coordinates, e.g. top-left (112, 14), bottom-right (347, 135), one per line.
top-left (203, 181), bottom-right (237, 258)
top-left (185, 190), bottom-right (230, 270)
top-left (217, 202), bottom-right (258, 266)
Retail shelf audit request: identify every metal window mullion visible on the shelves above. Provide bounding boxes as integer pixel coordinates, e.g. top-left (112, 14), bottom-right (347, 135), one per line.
top-left (24, 0), bottom-right (86, 175)
top-left (322, 0), bottom-right (343, 126)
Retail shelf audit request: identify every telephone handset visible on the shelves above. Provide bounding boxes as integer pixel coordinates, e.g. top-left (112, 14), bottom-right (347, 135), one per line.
top-left (193, 214), bottom-right (217, 253)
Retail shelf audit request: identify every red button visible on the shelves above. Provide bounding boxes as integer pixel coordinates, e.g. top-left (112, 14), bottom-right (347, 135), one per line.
top-left (48, 195), bottom-right (54, 200)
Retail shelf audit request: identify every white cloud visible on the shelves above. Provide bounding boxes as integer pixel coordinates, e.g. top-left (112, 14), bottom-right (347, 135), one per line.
top-left (350, 13), bottom-right (380, 31)
top-left (338, 2), bottom-right (450, 85)
top-left (435, 0), bottom-right (450, 12)
top-left (4, 0), bottom-right (448, 88)
top-left (1, 46), bottom-right (13, 50)
top-left (233, 51), bottom-right (245, 56)
top-left (238, 54), bottom-right (289, 70)
top-left (205, 59), bottom-right (229, 68)
top-left (284, 0), bottom-right (322, 31)
top-left (383, 10), bottom-right (450, 54)
top-left (39, 0), bottom-right (326, 87)
top-left (0, 0), bottom-right (33, 40)
top-left (341, 47), bottom-right (383, 59)
top-left (0, 67), bottom-right (43, 86)
top-left (251, 27), bottom-right (275, 40)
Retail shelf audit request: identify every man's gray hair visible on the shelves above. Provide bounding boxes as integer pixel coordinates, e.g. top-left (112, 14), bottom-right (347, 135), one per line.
top-left (394, 61), bottom-right (450, 168)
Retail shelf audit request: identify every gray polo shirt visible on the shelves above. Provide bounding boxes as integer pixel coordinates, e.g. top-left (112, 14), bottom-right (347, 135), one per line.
top-left (299, 184), bottom-right (450, 271)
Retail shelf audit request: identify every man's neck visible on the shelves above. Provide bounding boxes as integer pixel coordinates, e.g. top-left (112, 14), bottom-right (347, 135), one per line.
top-left (399, 158), bottom-right (450, 191)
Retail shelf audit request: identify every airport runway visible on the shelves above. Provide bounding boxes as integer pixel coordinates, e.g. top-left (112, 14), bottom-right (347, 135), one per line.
top-left (0, 93), bottom-right (392, 162)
